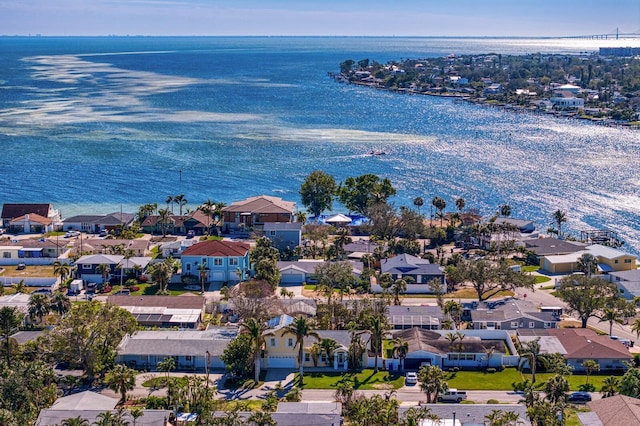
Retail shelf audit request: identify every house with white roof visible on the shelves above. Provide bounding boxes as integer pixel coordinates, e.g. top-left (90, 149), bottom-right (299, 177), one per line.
top-left (607, 269), bottom-right (640, 300)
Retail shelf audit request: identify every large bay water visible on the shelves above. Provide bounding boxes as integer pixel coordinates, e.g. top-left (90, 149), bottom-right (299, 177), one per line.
top-left (0, 37), bottom-right (639, 252)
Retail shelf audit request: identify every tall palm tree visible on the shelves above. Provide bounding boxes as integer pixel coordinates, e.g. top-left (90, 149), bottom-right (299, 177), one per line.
top-left (518, 338), bottom-right (541, 383)
top-left (455, 197), bottom-right (465, 213)
top-left (53, 260), bottom-right (72, 283)
top-left (319, 338), bottom-right (339, 366)
top-left (0, 306), bottom-right (22, 367)
top-left (28, 293), bottom-right (51, 324)
top-left (366, 314), bottom-right (388, 373)
top-left (432, 197), bottom-right (447, 227)
top-left (391, 277), bottom-right (413, 306)
top-left (197, 263), bottom-right (209, 294)
top-left (157, 208), bottom-right (171, 237)
top-left (165, 195), bottom-right (174, 214)
top-left (284, 315), bottom-right (319, 386)
top-left (149, 260), bottom-right (173, 294)
top-left (499, 204), bottom-right (511, 217)
top-left (95, 264), bottom-right (111, 286)
top-left (174, 193), bottom-right (188, 216)
top-left (601, 376), bottom-right (619, 398)
top-left (393, 338), bottom-right (409, 371)
top-left (200, 199), bottom-right (214, 234)
top-left (240, 318), bottom-right (267, 383)
top-left (600, 307), bottom-right (624, 336)
top-left (551, 209), bottom-right (568, 239)
top-left (413, 197), bottom-right (424, 215)
top-left (105, 364), bottom-right (137, 403)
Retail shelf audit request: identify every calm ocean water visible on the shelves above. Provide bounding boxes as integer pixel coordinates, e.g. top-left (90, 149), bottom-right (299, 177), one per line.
top-left (1, 37), bottom-right (639, 252)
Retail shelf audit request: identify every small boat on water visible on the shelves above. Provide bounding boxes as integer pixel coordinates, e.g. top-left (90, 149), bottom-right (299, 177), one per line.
top-left (368, 150), bottom-right (386, 156)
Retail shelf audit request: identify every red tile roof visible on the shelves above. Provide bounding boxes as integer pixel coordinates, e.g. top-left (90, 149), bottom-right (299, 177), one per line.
top-left (9, 213), bottom-right (52, 225)
top-left (547, 328), bottom-right (631, 360)
top-left (181, 240), bottom-right (250, 257)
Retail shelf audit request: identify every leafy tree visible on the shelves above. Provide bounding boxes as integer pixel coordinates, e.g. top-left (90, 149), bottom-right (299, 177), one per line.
top-left (251, 237), bottom-right (281, 288)
top-left (0, 306), bottom-right (23, 367)
top-left (619, 367), bottom-right (640, 397)
top-left (499, 204), bottom-right (511, 217)
top-left (366, 202), bottom-right (400, 239)
top-left (418, 364), bottom-right (448, 403)
top-left (556, 275), bottom-right (619, 328)
top-left (105, 364), bottom-right (137, 403)
top-left (457, 259), bottom-right (535, 301)
top-left (221, 333), bottom-right (254, 378)
top-left (240, 317), bottom-right (267, 383)
top-left (300, 170), bottom-right (337, 219)
top-left (0, 360), bottom-right (58, 425)
top-left (284, 316), bottom-right (319, 386)
top-left (46, 301), bottom-right (137, 378)
top-left (336, 174), bottom-right (396, 216)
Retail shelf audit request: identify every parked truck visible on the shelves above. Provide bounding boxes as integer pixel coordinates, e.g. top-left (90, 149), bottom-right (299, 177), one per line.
top-left (437, 389), bottom-right (467, 403)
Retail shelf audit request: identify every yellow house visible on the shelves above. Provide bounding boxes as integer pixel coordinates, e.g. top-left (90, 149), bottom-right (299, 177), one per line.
top-left (262, 325), bottom-right (368, 371)
top-left (541, 244), bottom-right (637, 274)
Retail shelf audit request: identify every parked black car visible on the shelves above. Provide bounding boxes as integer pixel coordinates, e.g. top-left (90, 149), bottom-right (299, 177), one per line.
top-left (567, 392), bottom-right (592, 403)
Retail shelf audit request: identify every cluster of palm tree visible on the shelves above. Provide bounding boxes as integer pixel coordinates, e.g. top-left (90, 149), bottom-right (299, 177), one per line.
top-left (28, 291), bottom-right (72, 324)
top-left (165, 193), bottom-right (188, 216)
top-left (199, 199), bottom-right (226, 235)
top-left (148, 258), bottom-right (177, 294)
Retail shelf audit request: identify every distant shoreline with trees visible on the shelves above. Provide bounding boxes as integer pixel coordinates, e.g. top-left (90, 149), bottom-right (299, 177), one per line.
top-left (332, 52), bottom-right (640, 127)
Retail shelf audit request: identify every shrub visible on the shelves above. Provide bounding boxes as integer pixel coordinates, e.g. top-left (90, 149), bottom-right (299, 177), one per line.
top-left (130, 286), bottom-right (140, 292)
top-left (144, 395), bottom-right (168, 409)
top-left (579, 383), bottom-right (596, 392)
top-left (139, 276), bottom-right (148, 283)
top-left (487, 399), bottom-right (499, 404)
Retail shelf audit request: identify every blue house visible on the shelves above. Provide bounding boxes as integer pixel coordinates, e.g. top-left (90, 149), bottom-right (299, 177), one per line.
top-left (181, 240), bottom-right (251, 284)
top-left (74, 254), bottom-right (122, 284)
top-left (263, 222), bottom-right (302, 252)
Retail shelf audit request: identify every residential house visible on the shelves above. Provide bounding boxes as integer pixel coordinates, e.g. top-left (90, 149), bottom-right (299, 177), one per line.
top-left (222, 195), bottom-right (295, 232)
top-left (263, 222), bottom-right (302, 251)
top-left (181, 240), bottom-right (251, 284)
top-left (607, 269), bottom-right (640, 300)
top-left (159, 238), bottom-right (198, 258)
top-left (386, 328), bottom-right (518, 372)
top-left (1, 238), bottom-right (67, 261)
top-left (278, 298), bottom-right (317, 317)
top-left (343, 239), bottom-right (382, 262)
top-left (115, 327), bottom-right (238, 371)
top-left (476, 217), bottom-right (539, 251)
top-left (550, 91), bottom-right (585, 109)
top-left (140, 212), bottom-right (207, 236)
top-left (540, 244), bottom-right (637, 274)
top-left (107, 295), bottom-right (206, 329)
top-left (399, 405), bottom-right (531, 426)
top-left (74, 254), bottom-right (121, 284)
top-left (1, 203), bottom-right (61, 229)
top-left (62, 212), bottom-right (135, 233)
top-left (519, 328), bottom-right (632, 373)
top-left (462, 299), bottom-right (559, 331)
top-left (8, 213), bottom-right (55, 234)
top-left (372, 254), bottom-right (445, 293)
top-left (277, 259), bottom-right (363, 285)
top-left (0, 293), bottom-right (31, 324)
top-left (35, 391), bottom-right (170, 426)
top-left (522, 237), bottom-right (586, 259)
top-left (583, 395), bottom-right (640, 426)
top-left (387, 305), bottom-right (443, 330)
top-left (214, 403), bottom-right (342, 426)
top-left (82, 238), bottom-right (150, 257)
top-left (263, 323), bottom-right (369, 370)
top-left (483, 83), bottom-right (502, 94)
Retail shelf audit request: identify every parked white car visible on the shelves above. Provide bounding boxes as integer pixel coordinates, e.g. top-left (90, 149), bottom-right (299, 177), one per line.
top-left (405, 372), bottom-right (418, 385)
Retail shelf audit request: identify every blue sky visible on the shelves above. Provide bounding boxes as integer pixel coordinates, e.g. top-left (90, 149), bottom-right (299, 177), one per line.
top-left (1, 0), bottom-right (639, 37)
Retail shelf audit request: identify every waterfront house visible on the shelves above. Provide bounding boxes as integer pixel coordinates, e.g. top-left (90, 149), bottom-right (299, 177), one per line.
top-left (81, 238), bottom-right (150, 257)
top-left (522, 237), bottom-right (586, 258)
top-left (540, 244), bottom-right (637, 274)
top-left (1, 203), bottom-right (61, 230)
top-left (372, 254), bottom-right (445, 293)
top-left (399, 405), bottom-right (531, 426)
top-left (62, 212), bottom-right (135, 233)
top-left (107, 295), bottom-right (206, 329)
top-left (607, 269), bottom-right (640, 300)
top-left (386, 328), bottom-right (517, 372)
top-left (115, 327), bottom-right (238, 371)
top-left (222, 195), bottom-right (295, 233)
top-left (8, 213), bottom-right (54, 234)
top-left (74, 254), bottom-right (122, 284)
top-left (181, 240), bottom-right (251, 284)
top-left (140, 213), bottom-right (208, 236)
top-left (263, 222), bottom-right (302, 251)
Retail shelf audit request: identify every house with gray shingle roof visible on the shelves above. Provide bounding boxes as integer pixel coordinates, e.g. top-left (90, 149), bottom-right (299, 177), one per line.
top-left (115, 327), bottom-right (238, 371)
top-left (62, 212), bottom-right (134, 233)
top-left (372, 254), bottom-right (444, 293)
top-left (462, 298), bottom-right (559, 331)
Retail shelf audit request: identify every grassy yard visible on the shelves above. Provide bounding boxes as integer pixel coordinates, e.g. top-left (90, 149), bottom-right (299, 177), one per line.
top-left (297, 369), bottom-right (404, 390)
top-left (103, 281), bottom-right (199, 296)
top-left (0, 264), bottom-right (55, 278)
top-left (445, 368), bottom-right (617, 391)
top-left (522, 266), bottom-right (540, 273)
top-left (534, 276), bottom-right (552, 284)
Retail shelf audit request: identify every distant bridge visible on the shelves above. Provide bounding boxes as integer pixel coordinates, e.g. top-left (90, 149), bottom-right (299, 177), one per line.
top-left (559, 28), bottom-right (640, 40)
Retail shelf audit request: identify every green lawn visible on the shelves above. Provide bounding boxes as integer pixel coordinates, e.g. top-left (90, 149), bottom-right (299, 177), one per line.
top-left (105, 282), bottom-right (198, 296)
top-left (445, 368), bottom-right (618, 391)
top-left (534, 276), bottom-right (552, 284)
top-left (297, 369), bottom-right (404, 390)
top-left (522, 266), bottom-right (540, 273)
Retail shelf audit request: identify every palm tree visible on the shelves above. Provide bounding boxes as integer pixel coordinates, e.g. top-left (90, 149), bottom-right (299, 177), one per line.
top-left (284, 315), bottom-right (319, 386)
top-left (165, 195), bottom-right (174, 214)
top-left (197, 263), bottom-right (209, 294)
top-left (432, 197), bottom-right (447, 227)
top-left (157, 357), bottom-right (176, 383)
top-left (0, 306), bottom-right (22, 367)
top-left (95, 264), bottom-right (111, 286)
top-left (582, 359), bottom-right (600, 385)
top-left (105, 364), bottom-right (137, 403)
top-left (391, 277), bottom-right (413, 305)
top-left (28, 293), bottom-right (51, 323)
top-left (248, 411), bottom-right (276, 426)
top-left (12, 280), bottom-right (27, 294)
top-left (240, 318), bottom-right (267, 383)
top-left (200, 199), bottom-right (214, 234)
top-left (149, 259), bottom-right (174, 294)
top-left (130, 408), bottom-right (144, 426)
top-left (577, 253), bottom-right (598, 277)
top-left (455, 197), bottom-right (465, 213)
top-left (174, 193), bottom-right (188, 216)
top-left (601, 376), bottom-right (619, 398)
top-left (551, 209), bottom-right (568, 239)
top-left (157, 208), bottom-right (171, 237)
top-left (418, 364), bottom-right (448, 403)
top-left (319, 338), bottom-right (339, 366)
top-left (518, 338), bottom-right (541, 383)
top-left (600, 307), bottom-right (624, 336)
top-left (53, 260), bottom-right (72, 283)
top-left (413, 197), bottom-right (424, 215)
top-left (60, 416), bottom-right (90, 426)
top-left (393, 338), bottom-right (409, 371)
top-left (366, 314), bottom-right (388, 373)
top-left (632, 318), bottom-right (640, 339)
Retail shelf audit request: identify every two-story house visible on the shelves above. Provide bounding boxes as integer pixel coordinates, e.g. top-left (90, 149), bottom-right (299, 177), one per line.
top-left (181, 240), bottom-right (251, 284)
top-left (372, 254), bottom-right (445, 293)
top-left (222, 195), bottom-right (295, 233)
top-left (263, 222), bottom-right (302, 251)
top-left (1, 203), bottom-right (61, 230)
